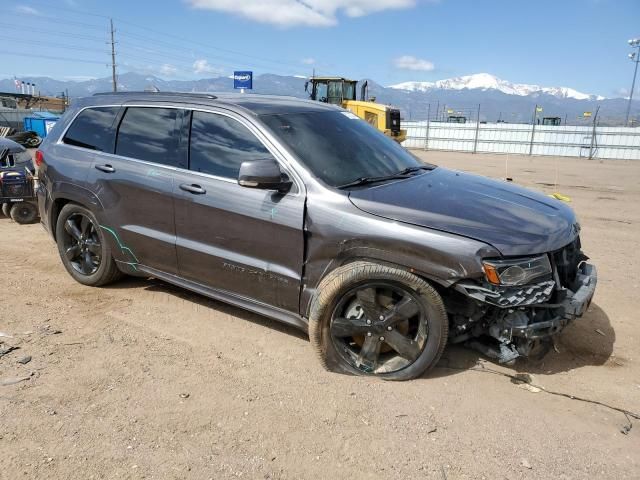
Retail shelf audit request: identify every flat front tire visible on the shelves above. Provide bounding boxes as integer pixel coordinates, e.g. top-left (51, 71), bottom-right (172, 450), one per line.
top-left (55, 203), bottom-right (122, 287)
top-left (309, 261), bottom-right (448, 381)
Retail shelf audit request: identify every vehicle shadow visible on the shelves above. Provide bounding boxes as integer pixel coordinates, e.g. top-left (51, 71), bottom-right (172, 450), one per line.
top-left (104, 277), bottom-right (614, 377)
top-left (104, 276), bottom-right (309, 341)
top-left (429, 302), bottom-right (615, 379)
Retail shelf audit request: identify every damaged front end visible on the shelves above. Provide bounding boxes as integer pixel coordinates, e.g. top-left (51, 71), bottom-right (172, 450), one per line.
top-left (445, 237), bottom-right (597, 364)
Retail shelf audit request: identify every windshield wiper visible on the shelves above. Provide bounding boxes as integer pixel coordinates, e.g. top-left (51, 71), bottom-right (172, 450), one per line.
top-left (394, 165), bottom-right (437, 175)
top-left (338, 173), bottom-right (412, 189)
top-left (338, 164), bottom-right (436, 189)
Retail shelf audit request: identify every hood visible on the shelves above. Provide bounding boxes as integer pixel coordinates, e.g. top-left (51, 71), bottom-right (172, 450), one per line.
top-left (348, 168), bottom-right (579, 256)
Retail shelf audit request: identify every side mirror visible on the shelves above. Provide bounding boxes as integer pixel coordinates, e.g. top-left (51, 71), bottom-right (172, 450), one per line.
top-left (238, 159), bottom-right (292, 193)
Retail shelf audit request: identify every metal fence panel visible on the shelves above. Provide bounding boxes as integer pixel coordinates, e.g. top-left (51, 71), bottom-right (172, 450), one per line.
top-left (402, 121), bottom-right (640, 160)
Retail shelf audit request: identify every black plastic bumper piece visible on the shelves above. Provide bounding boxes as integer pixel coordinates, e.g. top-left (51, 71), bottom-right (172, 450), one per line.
top-left (511, 263), bottom-right (597, 340)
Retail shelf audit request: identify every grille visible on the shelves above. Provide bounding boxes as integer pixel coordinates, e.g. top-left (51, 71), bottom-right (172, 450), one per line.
top-left (552, 236), bottom-right (584, 288)
top-left (389, 109), bottom-right (401, 134)
top-left (0, 173), bottom-right (33, 199)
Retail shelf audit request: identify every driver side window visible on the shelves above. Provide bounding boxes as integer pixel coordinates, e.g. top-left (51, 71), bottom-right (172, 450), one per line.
top-left (189, 111), bottom-right (273, 179)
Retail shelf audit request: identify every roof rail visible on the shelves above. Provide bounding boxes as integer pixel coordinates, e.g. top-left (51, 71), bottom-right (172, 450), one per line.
top-left (93, 91), bottom-right (218, 99)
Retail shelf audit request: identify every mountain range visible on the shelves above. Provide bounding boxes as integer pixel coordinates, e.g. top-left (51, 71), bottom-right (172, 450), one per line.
top-left (1, 72), bottom-right (637, 125)
top-left (389, 73), bottom-right (605, 101)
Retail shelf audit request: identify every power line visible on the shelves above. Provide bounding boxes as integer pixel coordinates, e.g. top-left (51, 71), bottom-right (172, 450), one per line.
top-left (116, 30), bottom-right (302, 74)
top-left (0, 35), bottom-right (108, 54)
top-left (10, 1), bottom-right (306, 72)
top-left (11, 11), bottom-right (106, 30)
top-left (0, 50), bottom-right (109, 65)
top-left (0, 23), bottom-right (107, 42)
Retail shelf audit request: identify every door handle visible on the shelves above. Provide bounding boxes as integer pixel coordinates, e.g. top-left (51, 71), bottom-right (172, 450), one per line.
top-left (179, 183), bottom-right (206, 195)
top-left (95, 164), bottom-right (115, 173)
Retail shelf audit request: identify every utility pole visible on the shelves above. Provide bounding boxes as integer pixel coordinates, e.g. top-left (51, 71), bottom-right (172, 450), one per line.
top-left (529, 104), bottom-right (538, 156)
top-left (473, 104), bottom-right (481, 153)
top-left (110, 18), bottom-right (117, 93)
top-left (625, 38), bottom-right (640, 125)
top-left (588, 106), bottom-right (600, 159)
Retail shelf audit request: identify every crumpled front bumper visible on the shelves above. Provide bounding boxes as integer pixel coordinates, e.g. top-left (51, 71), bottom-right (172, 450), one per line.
top-left (509, 263), bottom-right (597, 340)
top-left (498, 263), bottom-right (598, 340)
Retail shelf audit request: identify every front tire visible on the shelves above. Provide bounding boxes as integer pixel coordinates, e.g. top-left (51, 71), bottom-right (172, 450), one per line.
top-left (1, 203), bottom-right (10, 217)
top-left (309, 261), bottom-right (448, 381)
top-left (55, 203), bottom-right (122, 287)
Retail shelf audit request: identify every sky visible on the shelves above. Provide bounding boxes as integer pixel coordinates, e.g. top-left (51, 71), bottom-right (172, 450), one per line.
top-left (1, 0), bottom-right (639, 97)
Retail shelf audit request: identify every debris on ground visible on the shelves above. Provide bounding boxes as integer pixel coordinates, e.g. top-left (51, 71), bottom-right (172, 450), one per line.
top-left (0, 345), bottom-right (19, 358)
top-left (16, 355), bottom-right (32, 364)
top-left (39, 325), bottom-right (62, 335)
top-left (549, 193), bottom-right (571, 202)
top-left (518, 383), bottom-right (542, 393)
top-left (510, 372), bottom-right (542, 393)
top-left (179, 393), bottom-right (190, 399)
top-left (0, 331), bottom-right (13, 338)
top-left (521, 459), bottom-right (532, 469)
top-left (1, 372), bottom-right (34, 386)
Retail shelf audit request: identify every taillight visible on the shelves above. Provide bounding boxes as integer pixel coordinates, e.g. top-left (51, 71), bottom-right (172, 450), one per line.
top-left (35, 150), bottom-right (44, 168)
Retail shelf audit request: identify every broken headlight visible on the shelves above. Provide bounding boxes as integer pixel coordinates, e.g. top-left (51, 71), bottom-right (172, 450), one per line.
top-left (482, 255), bottom-right (552, 286)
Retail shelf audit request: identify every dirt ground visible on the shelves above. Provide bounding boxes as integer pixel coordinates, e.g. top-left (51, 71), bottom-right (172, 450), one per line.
top-left (1, 151), bottom-right (639, 479)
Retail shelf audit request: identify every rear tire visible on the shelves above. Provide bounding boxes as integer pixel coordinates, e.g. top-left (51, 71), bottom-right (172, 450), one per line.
top-left (308, 261), bottom-right (448, 381)
top-left (10, 202), bottom-right (38, 224)
top-left (55, 203), bottom-right (122, 287)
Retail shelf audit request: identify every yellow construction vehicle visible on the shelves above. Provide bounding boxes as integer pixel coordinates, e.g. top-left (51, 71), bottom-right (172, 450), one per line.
top-left (305, 77), bottom-right (406, 143)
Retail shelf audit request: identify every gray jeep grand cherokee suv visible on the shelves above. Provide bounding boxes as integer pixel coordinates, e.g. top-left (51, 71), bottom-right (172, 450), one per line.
top-left (36, 92), bottom-right (597, 380)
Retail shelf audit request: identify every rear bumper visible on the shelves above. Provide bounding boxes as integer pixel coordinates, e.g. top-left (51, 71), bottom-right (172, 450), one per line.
top-left (36, 181), bottom-right (52, 236)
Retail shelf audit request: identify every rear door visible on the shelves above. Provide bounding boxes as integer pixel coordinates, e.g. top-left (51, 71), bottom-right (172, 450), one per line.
top-left (86, 105), bottom-right (186, 275)
top-left (173, 109), bottom-right (305, 312)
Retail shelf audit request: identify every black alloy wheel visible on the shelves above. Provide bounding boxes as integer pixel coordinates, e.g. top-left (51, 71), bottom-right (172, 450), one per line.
top-left (330, 282), bottom-right (428, 374)
top-left (309, 261), bottom-right (448, 381)
top-left (60, 212), bottom-right (102, 276)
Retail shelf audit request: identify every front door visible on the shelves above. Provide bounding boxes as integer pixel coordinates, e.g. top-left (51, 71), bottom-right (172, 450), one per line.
top-left (173, 109), bottom-right (305, 313)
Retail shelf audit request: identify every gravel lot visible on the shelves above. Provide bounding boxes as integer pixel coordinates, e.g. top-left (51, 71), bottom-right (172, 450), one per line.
top-left (0, 151), bottom-right (638, 479)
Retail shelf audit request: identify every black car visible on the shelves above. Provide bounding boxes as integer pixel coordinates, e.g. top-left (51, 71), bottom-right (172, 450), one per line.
top-left (35, 92), bottom-right (597, 380)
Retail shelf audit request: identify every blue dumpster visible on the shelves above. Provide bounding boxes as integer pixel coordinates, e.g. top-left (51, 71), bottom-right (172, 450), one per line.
top-left (23, 112), bottom-right (60, 138)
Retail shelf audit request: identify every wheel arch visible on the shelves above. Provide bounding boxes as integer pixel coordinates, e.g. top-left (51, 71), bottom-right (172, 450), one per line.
top-left (49, 183), bottom-right (103, 242)
top-left (301, 251), bottom-right (454, 319)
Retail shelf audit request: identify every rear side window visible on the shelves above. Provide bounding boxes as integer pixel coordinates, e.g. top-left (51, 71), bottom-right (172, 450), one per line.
top-left (116, 107), bottom-right (182, 167)
top-left (63, 106), bottom-right (120, 152)
top-left (189, 111), bottom-right (272, 179)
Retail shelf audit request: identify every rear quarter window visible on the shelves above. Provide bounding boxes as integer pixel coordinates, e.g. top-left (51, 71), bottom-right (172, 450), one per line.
top-left (115, 107), bottom-right (183, 167)
top-left (63, 106), bottom-right (120, 152)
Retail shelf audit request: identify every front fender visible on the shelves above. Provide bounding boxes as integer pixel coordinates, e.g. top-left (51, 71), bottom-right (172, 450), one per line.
top-left (299, 193), bottom-right (498, 317)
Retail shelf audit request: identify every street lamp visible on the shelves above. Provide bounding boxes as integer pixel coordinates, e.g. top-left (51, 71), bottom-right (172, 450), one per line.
top-left (625, 38), bottom-right (640, 126)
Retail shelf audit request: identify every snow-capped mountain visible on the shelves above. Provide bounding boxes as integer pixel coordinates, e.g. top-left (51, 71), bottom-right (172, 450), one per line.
top-left (389, 73), bottom-right (605, 101)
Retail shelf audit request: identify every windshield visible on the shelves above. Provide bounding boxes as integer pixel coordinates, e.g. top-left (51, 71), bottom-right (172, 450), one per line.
top-left (260, 111), bottom-right (433, 188)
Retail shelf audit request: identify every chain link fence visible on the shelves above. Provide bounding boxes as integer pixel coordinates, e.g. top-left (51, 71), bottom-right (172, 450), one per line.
top-left (402, 120), bottom-right (640, 160)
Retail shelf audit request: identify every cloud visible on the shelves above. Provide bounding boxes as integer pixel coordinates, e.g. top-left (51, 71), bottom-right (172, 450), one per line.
top-left (193, 59), bottom-right (224, 75)
top-left (393, 55), bottom-right (435, 71)
top-left (186, 0), bottom-right (418, 27)
top-left (301, 58), bottom-right (316, 65)
top-left (614, 87), bottom-right (631, 98)
top-left (159, 64), bottom-right (178, 76)
top-left (15, 5), bottom-right (40, 15)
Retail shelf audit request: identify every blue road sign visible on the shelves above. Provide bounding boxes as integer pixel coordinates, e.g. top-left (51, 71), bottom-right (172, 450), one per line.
top-left (234, 71), bottom-right (253, 90)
